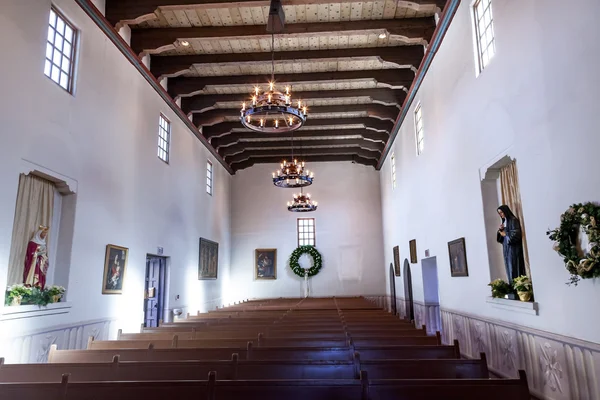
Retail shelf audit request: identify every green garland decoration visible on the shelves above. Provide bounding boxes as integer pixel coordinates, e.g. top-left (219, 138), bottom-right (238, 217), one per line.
top-left (289, 245), bottom-right (323, 278)
top-left (547, 202), bottom-right (600, 285)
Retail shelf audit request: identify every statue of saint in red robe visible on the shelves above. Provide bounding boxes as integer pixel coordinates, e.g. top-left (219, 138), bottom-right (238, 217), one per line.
top-left (23, 226), bottom-right (49, 289)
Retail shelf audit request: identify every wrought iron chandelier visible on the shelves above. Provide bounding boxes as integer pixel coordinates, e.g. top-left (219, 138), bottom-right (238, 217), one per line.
top-left (287, 188), bottom-right (318, 212)
top-left (272, 131), bottom-right (314, 188)
top-left (240, 33), bottom-right (307, 133)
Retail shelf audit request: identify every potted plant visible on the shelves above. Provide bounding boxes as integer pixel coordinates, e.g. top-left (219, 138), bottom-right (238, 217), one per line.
top-left (488, 279), bottom-right (515, 299)
top-left (46, 285), bottom-right (66, 303)
top-left (5, 284), bottom-right (32, 306)
top-left (513, 275), bottom-right (533, 302)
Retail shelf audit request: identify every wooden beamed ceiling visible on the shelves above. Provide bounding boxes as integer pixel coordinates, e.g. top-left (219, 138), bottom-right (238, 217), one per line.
top-left (105, 0), bottom-right (446, 172)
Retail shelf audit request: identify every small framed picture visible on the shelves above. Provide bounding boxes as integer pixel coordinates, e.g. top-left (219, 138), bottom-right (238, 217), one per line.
top-left (102, 244), bottom-right (128, 294)
top-left (393, 246), bottom-right (400, 276)
top-left (448, 237), bottom-right (469, 277)
top-left (409, 239), bottom-right (418, 264)
top-left (255, 249), bottom-right (277, 280)
top-left (199, 238), bottom-right (219, 280)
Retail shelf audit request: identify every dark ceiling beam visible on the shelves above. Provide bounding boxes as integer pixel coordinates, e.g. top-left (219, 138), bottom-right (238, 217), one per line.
top-left (182, 88), bottom-right (405, 114)
top-left (227, 147), bottom-right (379, 164)
top-left (168, 69), bottom-right (415, 98)
top-left (212, 128), bottom-right (388, 149)
top-left (232, 154), bottom-right (378, 171)
top-left (201, 118), bottom-right (393, 140)
top-left (194, 103), bottom-right (399, 126)
top-left (107, 1), bottom-right (446, 28)
top-left (151, 46), bottom-right (424, 79)
top-left (131, 18), bottom-right (435, 54)
top-left (221, 139), bottom-right (384, 159)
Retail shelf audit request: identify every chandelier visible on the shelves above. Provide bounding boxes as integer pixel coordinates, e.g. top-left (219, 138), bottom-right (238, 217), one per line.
top-left (287, 188), bottom-right (318, 212)
top-left (240, 33), bottom-right (307, 133)
top-left (272, 159), bottom-right (314, 188)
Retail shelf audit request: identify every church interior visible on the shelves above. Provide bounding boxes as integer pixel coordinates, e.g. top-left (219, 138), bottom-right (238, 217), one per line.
top-left (0, 0), bottom-right (599, 399)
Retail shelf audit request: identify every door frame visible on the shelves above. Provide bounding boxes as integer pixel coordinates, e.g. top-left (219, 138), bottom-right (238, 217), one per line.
top-left (389, 263), bottom-right (397, 315)
top-left (144, 254), bottom-right (168, 327)
top-left (403, 259), bottom-right (414, 322)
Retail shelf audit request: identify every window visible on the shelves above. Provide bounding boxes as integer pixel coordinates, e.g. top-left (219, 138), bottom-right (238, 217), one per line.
top-left (45, 8), bottom-right (77, 92)
top-left (206, 161), bottom-right (213, 195)
top-left (473, 0), bottom-right (495, 72)
top-left (157, 114), bottom-right (170, 163)
top-left (391, 152), bottom-right (396, 189)
top-left (414, 103), bottom-right (424, 155)
top-left (297, 218), bottom-right (315, 247)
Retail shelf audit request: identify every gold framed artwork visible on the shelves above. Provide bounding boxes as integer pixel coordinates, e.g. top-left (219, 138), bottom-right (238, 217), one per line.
top-left (102, 244), bottom-right (128, 294)
top-left (448, 237), bottom-right (469, 277)
top-left (199, 238), bottom-right (219, 280)
top-left (255, 249), bottom-right (277, 280)
top-left (409, 239), bottom-right (418, 264)
top-left (393, 246), bottom-right (400, 276)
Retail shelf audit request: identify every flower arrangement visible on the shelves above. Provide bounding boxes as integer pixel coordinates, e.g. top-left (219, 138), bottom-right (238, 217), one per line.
top-left (5, 284), bottom-right (32, 306)
top-left (488, 279), bottom-right (515, 298)
top-left (5, 285), bottom-right (66, 306)
top-left (512, 275), bottom-right (533, 302)
top-left (547, 202), bottom-right (600, 285)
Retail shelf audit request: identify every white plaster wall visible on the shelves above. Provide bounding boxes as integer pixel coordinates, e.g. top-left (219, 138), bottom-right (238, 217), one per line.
top-left (381, 0), bottom-right (600, 344)
top-left (230, 162), bottom-right (385, 299)
top-left (0, 0), bottom-right (232, 340)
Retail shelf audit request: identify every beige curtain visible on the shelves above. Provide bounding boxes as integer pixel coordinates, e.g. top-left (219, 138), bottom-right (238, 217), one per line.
top-left (499, 160), bottom-right (531, 277)
top-left (6, 174), bottom-right (55, 286)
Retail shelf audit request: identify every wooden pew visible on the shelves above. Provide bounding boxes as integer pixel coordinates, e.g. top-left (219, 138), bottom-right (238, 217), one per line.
top-left (0, 353), bottom-right (489, 382)
top-left (49, 341), bottom-right (461, 363)
top-left (88, 334), bottom-right (439, 350)
top-left (0, 370), bottom-right (531, 400)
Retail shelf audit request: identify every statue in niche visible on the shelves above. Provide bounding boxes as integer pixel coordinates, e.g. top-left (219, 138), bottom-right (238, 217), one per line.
top-left (496, 205), bottom-right (526, 281)
top-left (23, 225), bottom-right (50, 289)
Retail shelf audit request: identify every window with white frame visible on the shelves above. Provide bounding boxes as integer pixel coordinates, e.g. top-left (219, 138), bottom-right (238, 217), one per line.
top-left (414, 103), bottom-right (424, 155)
top-left (157, 114), bottom-right (170, 163)
top-left (297, 218), bottom-right (315, 247)
top-left (206, 161), bottom-right (213, 195)
top-left (45, 8), bottom-right (77, 93)
top-left (473, 0), bottom-right (495, 72)
top-left (391, 152), bottom-right (397, 189)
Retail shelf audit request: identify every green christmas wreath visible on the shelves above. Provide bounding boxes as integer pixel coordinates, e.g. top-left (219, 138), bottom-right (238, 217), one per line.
top-left (289, 245), bottom-right (323, 278)
top-left (547, 202), bottom-right (600, 285)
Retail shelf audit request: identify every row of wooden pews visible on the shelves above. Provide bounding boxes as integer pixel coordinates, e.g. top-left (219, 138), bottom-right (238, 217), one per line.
top-left (0, 296), bottom-right (531, 399)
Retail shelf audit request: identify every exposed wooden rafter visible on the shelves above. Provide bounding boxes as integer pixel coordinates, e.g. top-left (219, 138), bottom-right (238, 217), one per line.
top-left (130, 18), bottom-right (435, 54)
top-left (212, 128), bottom-right (388, 149)
top-left (182, 88), bottom-right (405, 114)
top-left (201, 117), bottom-right (393, 140)
top-left (151, 46), bottom-right (425, 79)
top-left (193, 103), bottom-right (399, 126)
top-left (220, 138), bottom-right (384, 159)
top-left (231, 154), bottom-right (378, 171)
top-left (226, 146), bottom-right (380, 164)
top-left (168, 69), bottom-right (414, 98)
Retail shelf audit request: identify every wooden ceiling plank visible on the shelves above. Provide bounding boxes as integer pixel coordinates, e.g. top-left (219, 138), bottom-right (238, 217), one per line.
top-left (130, 17), bottom-right (435, 54)
top-left (151, 45), bottom-right (424, 78)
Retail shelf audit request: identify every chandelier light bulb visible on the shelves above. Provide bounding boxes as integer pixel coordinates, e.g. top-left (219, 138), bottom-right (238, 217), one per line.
top-left (272, 172), bottom-right (275, 178)
top-left (254, 87), bottom-right (260, 96)
top-left (252, 96), bottom-right (257, 106)
top-left (302, 106), bottom-right (307, 115)
top-left (298, 100), bottom-right (302, 108)
top-left (268, 94), bottom-right (272, 103)
top-left (275, 119), bottom-right (279, 128)
top-left (260, 119), bottom-right (264, 127)
top-left (269, 81), bottom-right (274, 91)
top-left (242, 102), bottom-right (246, 111)
top-left (285, 86), bottom-right (290, 95)
top-left (246, 115), bottom-right (251, 123)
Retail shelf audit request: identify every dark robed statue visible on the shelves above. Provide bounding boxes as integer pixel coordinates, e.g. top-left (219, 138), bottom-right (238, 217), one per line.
top-left (497, 205), bottom-right (526, 281)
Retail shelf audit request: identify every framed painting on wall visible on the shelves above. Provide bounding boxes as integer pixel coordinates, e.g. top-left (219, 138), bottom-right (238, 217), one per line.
top-left (102, 244), bottom-right (128, 294)
top-left (409, 239), bottom-right (418, 264)
top-left (448, 237), bottom-right (469, 277)
top-left (393, 246), bottom-right (400, 276)
top-left (255, 249), bottom-right (277, 280)
top-left (198, 238), bottom-right (218, 280)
